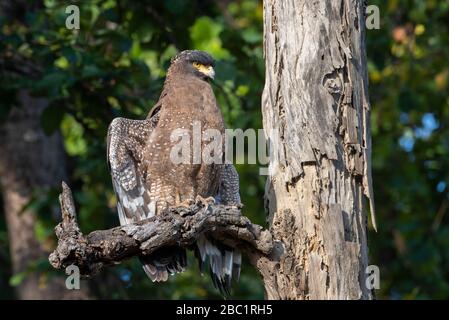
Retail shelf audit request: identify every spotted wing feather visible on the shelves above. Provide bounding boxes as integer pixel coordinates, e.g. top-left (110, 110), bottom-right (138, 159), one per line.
top-left (107, 117), bottom-right (155, 224)
top-left (107, 115), bottom-right (186, 282)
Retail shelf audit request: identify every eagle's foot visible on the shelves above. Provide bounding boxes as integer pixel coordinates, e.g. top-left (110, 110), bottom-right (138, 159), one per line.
top-left (176, 199), bottom-right (195, 216)
top-left (195, 195), bottom-right (216, 207)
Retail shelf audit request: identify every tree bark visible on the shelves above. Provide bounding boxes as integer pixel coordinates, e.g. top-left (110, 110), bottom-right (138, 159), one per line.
top-left (260, 0), bottom-right (375, 299)
top-left (0, 91), bottom-right (89, 299)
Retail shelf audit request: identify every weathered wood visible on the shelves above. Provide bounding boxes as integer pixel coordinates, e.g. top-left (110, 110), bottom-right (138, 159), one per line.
top-left (261, 0), bottom-right (374, 299)
top-left (49, 182), bottom-right (273, 275)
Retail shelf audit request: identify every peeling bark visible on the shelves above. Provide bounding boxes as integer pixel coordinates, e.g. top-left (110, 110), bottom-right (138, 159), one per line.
top-left (261, 0), bottom-right (374, 299)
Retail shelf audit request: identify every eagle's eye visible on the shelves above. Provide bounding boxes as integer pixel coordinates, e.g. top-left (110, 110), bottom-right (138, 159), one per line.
top-left (192, 62), bottom-right (215, 79)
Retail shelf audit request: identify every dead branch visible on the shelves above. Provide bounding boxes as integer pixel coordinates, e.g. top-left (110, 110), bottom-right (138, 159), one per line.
top-left (49, 182), bottom-right (273, 276)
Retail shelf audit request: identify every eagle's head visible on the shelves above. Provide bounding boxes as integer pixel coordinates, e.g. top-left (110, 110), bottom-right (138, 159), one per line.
top-left (169, 50), bottom-right (216, 81)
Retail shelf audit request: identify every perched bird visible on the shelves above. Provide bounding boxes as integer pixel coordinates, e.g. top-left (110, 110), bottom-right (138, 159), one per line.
top-left (107, 50), bottom-right (242, 294)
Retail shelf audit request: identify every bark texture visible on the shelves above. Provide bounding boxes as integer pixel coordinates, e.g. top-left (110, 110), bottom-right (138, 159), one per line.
top-left (49, 183), bottom-right (273, 275)
top-left (261, 0), bottom-right (374, 299)
top-left (0, 92), bottom-right (89, 299)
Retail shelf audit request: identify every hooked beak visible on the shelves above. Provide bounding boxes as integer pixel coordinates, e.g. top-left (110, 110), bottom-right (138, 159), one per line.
top-left (206, 66), bottom-right (215, 80)
top-left (198, 65), bottom-right (215, 80)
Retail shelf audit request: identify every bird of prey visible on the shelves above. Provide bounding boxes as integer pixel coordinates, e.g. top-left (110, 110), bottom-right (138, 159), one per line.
top-left (107, 50), bottom-right (242, 295)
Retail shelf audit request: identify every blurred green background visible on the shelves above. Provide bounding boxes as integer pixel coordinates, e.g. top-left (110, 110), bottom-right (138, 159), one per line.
top-left (0, 0), bottom-right (448, 299)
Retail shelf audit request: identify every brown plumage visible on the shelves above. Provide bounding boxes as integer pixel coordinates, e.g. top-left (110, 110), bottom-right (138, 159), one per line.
top-left (107, 50), bottom-right (241, 294)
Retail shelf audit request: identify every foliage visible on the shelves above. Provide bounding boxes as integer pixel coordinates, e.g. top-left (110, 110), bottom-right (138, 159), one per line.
top-left (0, 0), bottom-right (265, 299)
top-left (367, 0), bottom-right (449, 299)
top-left (0, 0), bottom-right (448, 299)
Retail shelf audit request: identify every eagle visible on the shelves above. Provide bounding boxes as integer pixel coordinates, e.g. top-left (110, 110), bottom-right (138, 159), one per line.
top-left (107, 50), bottom-right (242, 295)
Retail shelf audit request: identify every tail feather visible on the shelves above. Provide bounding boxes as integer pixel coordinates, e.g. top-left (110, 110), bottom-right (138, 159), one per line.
top-left (194, 246), bottom-right (205, 273)
top-left (140, 246), bottom-right (186, 282)
top-left (197, 235), bottom-right (241, 296)
top-left (232, 251), bottom-right (241, 282)
top-left (142, 263), bottom-right (168, 282)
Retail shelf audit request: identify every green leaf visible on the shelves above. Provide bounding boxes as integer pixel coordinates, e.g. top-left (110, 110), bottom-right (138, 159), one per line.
top-left (9, 272), bottom-right (26, 287)
top-left (190, 17), bottom-right (230, 59)
top-left (61, 114), bottom-right (87, 156)
top-left (236, 85), bottom-right (249, 97)
top-left (54, 56), bottom-right (69, 69)
top-left (81, 65), bottom-right (103, 78)
top-left (35, 72), bottom-right (68, 91)
top-left (242, 28), bottom-right (261, 44)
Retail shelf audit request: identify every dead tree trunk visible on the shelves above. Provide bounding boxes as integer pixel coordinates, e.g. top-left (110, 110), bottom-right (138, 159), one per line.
top-left (0, 92), bottom-right (89, 299)
top-left (260, 0), bottom-right (375, 299)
